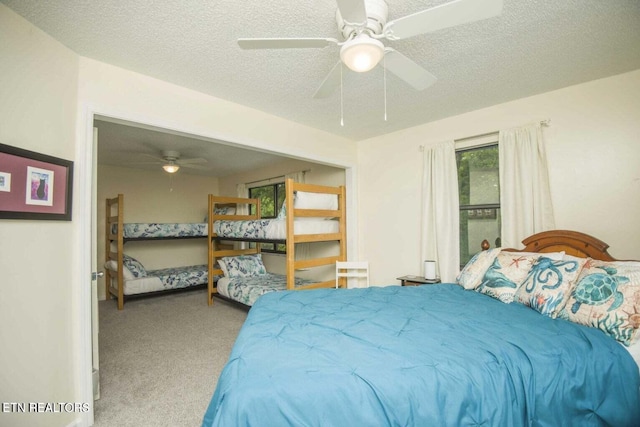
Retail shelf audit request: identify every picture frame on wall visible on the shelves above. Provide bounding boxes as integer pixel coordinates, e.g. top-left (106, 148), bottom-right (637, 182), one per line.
top-left (0, 143), bottom-right (73, 220)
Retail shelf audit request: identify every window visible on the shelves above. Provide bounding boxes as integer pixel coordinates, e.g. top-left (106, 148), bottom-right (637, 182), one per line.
top-left (456, 144), bottom-right (501, 265)
top-left (249, 182), bottom-right (286, 253)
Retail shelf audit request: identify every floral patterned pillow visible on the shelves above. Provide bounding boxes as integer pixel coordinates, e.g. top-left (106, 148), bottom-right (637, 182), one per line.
top-left (214, 206), bottom-right (236, 215)
top-left (514, 255), bottom-right (586, 318)
top-left (122, 254), bottom-right (147, 278)
top-left (558, 260), bottom-right (640, 346)
top-left (104, 260), bottom-right (135, 280)
top-left (456, 248), bottom-right (501, 290)
top-left (477, 251), bottom-right (541, 303)
top-left (220, 254), bottom-right (267, 278)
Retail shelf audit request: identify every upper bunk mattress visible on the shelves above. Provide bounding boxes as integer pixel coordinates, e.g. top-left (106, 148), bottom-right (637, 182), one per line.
top-left (112, 223), bottom-right (207, 239)
top-left (214, 219), bottom-right (339, 240)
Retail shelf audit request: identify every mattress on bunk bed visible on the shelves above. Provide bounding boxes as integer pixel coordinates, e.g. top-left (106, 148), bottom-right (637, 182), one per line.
top-left (111, 222), bottom-right (207, 239)
top-left (214, 218), bottom-right (339, 240)
top-left (216, 273), bottom-right (315, 306)
top-left (121, 264), bottom-right (209, 295)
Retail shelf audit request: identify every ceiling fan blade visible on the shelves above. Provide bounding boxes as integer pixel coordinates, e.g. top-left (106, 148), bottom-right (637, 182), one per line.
top-left (383, 49), bottom-right (437, 91)
top-left (177, 158), bottom-right (207, 165)
top-left (238, 38), bottom-right (337, 49)
top-left (383, 0), bottom-right (503, 40)
top-left (336, 0), bottom-right (367, 25)
top-left (313, 61), bottom-right (343, 99)
top-left (180, 163), bottom-right (209, 170)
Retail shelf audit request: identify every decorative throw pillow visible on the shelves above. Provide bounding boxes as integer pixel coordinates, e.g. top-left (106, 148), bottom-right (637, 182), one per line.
top-left (477, 251), bottom-right (541, 303)
top-left (220, 254), bottom-right (267, 278)
top-left (122, 255), bottom-right (147, 278)
top-left (214, 206), bottom-right (236, 215)
top-left (558, 260), bottom-right (640, 346)
top-left (514, 255), bottom-right (586, 318)
top-left (457, 248), bottom-right (501, 290)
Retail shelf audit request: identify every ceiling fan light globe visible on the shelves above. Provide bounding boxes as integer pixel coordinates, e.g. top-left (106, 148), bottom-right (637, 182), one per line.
top-left (340, 36), bottom-right (384, 73)
top-left (162, 163), bottom-right (180, 173)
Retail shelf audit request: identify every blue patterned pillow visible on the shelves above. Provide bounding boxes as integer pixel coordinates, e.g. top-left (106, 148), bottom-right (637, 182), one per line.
top-left (220, 254), bottom-right (267, 278)
top-left (457, 248), bottom-right (501, 290)
top-left (514, 255), bottom-right (585, 318)
top-left (477, 252), bottom-right (541, 303)
top-left (558, 260), bottom-right (640, 346)
top-left (123, 255), bottom-right (147, 278)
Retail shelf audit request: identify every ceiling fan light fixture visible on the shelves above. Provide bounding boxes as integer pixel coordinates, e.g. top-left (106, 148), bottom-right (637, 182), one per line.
top-left (162, 162), bottom-right (180, 174)
top-left (340, 35), bottom-right (384, 73)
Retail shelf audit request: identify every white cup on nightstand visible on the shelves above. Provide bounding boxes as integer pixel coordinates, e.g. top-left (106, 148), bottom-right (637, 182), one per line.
top-left (424, 260), bottom-right (436, 280)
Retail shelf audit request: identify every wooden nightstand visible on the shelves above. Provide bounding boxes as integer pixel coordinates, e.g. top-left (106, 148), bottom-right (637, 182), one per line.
top-left (397, 275), bottom-right (441, 286)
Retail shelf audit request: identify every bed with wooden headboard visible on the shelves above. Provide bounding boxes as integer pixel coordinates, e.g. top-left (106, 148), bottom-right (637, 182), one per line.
top-left (202, 230), bottom-right (640, 426)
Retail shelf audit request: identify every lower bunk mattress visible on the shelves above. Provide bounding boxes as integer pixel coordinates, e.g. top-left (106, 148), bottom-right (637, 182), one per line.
top-left (202, 284), bottom-right (640, 427)
top-left (216, 273), bottom-right (315, 306)
top-left (113, 264), bottom-right (209, 295)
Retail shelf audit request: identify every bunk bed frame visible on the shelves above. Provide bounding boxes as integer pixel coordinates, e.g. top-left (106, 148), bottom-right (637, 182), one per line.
top-left (207, 179), bottom-right (347, 306)
top-left (105, 194), bottom-right (207, 310)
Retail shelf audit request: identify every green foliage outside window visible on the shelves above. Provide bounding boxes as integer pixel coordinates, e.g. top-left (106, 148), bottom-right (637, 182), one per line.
top-left (457, 145), bottom-right (501, 265)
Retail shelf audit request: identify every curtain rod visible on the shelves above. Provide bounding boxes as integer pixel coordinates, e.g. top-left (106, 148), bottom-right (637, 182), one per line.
top-left (244, 169), bottom-right (310, 186)
top-left (419, 119), bottom-right (551, 151)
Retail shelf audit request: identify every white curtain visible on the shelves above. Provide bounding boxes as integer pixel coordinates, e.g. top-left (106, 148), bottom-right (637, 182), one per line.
top-left (284, 171), bottom-right (305, 184)
top-left (421, 141), bottom-right (460, 282)
top-left (499, 123), bottom-right (555, 249)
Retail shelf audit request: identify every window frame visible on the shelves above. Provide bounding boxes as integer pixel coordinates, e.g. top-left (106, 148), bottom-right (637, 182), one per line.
top-left (456, 141), bottom-right (501, 266)
top-left (248, 182), bottom-right (287, 254)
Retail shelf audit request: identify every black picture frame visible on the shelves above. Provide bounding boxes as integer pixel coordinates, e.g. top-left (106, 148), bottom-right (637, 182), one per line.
top-left (0, 142), bottom-right (73, 221)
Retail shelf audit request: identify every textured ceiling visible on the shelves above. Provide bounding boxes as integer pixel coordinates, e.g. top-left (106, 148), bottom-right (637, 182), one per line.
top-left (3, 0), bottom-right (640, 143)
top-left (93, 118), bottom-right (292, 177)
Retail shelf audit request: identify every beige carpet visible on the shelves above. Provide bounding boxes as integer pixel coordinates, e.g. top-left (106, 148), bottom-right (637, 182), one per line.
top-left (94, 290), bottom-right (248, 427)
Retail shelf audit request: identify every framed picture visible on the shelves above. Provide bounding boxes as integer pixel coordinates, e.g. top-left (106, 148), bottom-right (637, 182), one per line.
top-left (0, 143), bottom-right (73, 220)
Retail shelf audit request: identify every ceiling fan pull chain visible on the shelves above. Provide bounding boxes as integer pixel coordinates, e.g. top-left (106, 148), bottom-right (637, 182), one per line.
top-left (383, 54), bottom-right (387, 121)
top-left (340, 62), bottom-right (344, 127)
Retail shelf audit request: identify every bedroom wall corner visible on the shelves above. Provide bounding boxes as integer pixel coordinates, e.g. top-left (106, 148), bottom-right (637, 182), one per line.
top-left (0, 4), bottom-right (82, 427)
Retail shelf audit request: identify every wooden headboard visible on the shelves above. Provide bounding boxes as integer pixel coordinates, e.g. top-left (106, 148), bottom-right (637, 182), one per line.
top-left (482, 230), bottom-right (617, 261)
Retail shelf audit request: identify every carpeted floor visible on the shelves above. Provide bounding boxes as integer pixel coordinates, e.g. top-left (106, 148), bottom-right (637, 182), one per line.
top-left (93, 290), bottom-right (248, 427)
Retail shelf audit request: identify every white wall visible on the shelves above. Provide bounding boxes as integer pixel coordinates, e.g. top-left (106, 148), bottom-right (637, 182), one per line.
top-left (97, 165), bottom-right (220, 300)
top-left (358, 69), bottom-right (640, 286)
top-left (0, 5), bottom-right (79, 427)
top-left (1, 5), bottom-right (358, 426)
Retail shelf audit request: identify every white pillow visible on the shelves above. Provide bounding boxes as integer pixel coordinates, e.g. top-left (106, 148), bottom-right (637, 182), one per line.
top-left (294, 191), bottom-right (338, 211)
top-left (104, 260), bottom-right (135, 281)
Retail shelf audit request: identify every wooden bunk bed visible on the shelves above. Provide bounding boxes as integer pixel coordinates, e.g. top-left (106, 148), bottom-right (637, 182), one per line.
top-left (207, 178), bottom-right (346, 306)
top-left (105, 194), bottom-right (209, 310)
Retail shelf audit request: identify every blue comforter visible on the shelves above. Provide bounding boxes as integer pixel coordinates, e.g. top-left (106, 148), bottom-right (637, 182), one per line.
top-left (202, 285), bottom-right (640, 426)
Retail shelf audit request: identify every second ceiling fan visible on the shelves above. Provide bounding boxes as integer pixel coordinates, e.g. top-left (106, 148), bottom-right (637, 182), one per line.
top-left (238, 0), bottom-right (504, 98)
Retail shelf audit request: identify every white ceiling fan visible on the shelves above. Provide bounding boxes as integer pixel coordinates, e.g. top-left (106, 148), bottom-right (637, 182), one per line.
top-left (238, 0), bottom-right (503, 98)
top-left (129, 150), bottom-right (208, 174)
